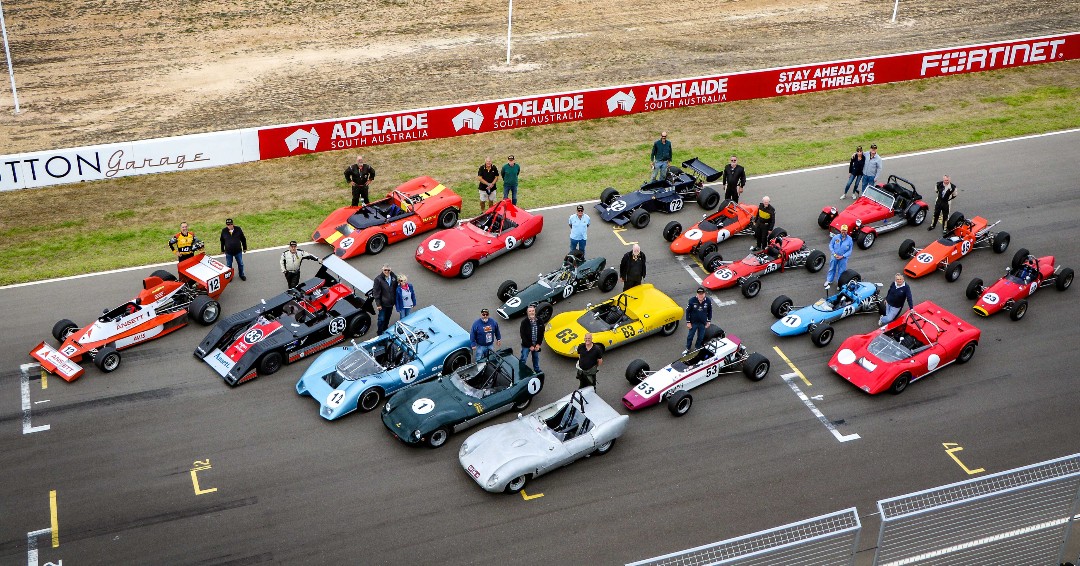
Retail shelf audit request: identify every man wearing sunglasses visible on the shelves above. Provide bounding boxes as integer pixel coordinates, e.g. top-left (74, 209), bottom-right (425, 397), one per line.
top-left (722, 155), bottom-right (746, 203)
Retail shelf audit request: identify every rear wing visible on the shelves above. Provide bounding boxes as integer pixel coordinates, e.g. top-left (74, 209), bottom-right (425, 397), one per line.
top-left (321, 255), bottom-right (374, 295)
top-left (680, 158), bottom-right (722, 183)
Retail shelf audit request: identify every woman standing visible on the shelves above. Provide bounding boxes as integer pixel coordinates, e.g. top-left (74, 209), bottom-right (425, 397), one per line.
top-left (395, 275), bottom-right (417, 320)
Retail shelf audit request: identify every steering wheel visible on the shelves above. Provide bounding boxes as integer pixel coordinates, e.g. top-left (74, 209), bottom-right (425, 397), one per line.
top-left (287, 287), bottom-right (305, 301)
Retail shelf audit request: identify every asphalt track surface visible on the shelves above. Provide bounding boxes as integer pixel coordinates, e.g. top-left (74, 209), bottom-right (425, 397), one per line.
top-left (3, 132), bottom-right (1080, 566)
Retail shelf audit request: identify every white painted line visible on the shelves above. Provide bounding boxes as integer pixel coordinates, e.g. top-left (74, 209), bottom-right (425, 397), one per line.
top-left (780, 371), bottom-right (860, 443)
top-left (34, 399), bottom-right (50, 405)
top-left (26, 527), bottom-right (51, 566)
top-left (676, 256), bottom-right (736, 308)
top-left (877, 518), bottom-right (1070, 566)
top-left (20, 364), bottom-right (50, 434)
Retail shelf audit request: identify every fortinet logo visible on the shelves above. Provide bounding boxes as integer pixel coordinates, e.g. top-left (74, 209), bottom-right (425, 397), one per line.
top-left (920, 39), bottom-right (1066, 75)
top-left (607, 90), bottom-right (636, 112)
top-left (452, 109), bottom-right (484, 131)
top-left (285, 128), bottom-right (320, 152)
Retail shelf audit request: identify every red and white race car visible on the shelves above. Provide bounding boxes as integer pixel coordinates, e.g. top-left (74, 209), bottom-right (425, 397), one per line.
top-left (898, 212), bottom-right (1010, 282)
top-left (622, 326), bottom-right (769, 416)
top-left (701, 234), bottom-right (826, 298)
top-left (818, 175), bottom-right (929, 250)
top-left (663, 199), bottom-right (761, 260)
top-left (312, 176), bottom-right (462, 258)
top-left (415, 199), bottom-right (544, 278)
top-left (829, 301), bottom-right (980, 394)
top-left (966, 250), bottom-right (1073, 320)
top-left (30, 253), bottom-right (232, 381)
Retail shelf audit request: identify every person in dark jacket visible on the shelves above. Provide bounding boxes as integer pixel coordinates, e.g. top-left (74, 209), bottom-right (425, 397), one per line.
top-left (219, 218), bottom-right (248, 281)
top-left (619, 244), bottom-right (647, 291)
top-left (471, 308), bottom-right (502, 359)
top-left (575, 333), bottom-right (604, 389)
top-left (371, 264), bottom-right (399, 334)
top-left (344, 155), bottom-right (376, 206)
top-left (752, 196), bottom-right (776, 251)
top-left (927, 175), bottom-right (958, 231)
top-left (649, 131), bottom-right (672, 182)
top-left (841, 146), bottom-right (865, 199)
top-left (684, 287), bottom-right (713, 354)
top-left (879, 273), bottom-right (914, 326)
top-left (518, 304), bottom-right (544, 372)
top-left (722, 155), bottom-right (746, 202)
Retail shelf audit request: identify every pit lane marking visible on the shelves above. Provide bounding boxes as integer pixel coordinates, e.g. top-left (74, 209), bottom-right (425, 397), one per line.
top-left (943, 442), bottom-right (985, 475)
top-left (26, 490), bottom-right (60, 566)
top-left (40, 368), bottom-right (47, 389)
top-left (611, 227), bottom-right (638, 246)
top-left (772, 346), bottom-right (811, 386)
top-left (520, 489), bottom-right (544, 501)
top-left (20, 364), bottom-right (50, 434)
top-left (780, 371), bottom-right (860, 443)
top-left (676, 256), bottom-right (736, 309)
top-left (190, 459), bottom-right (218, 495)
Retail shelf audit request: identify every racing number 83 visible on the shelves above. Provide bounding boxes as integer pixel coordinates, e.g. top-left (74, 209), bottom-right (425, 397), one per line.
top-left (556, 328), bottom-right (578, 344)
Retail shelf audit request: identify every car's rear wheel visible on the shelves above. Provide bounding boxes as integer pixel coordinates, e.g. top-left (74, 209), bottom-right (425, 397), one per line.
top-left (770, 295), bottom-right (793, 319)
top-left (965, 278), bottom-right (984, 300)
top-left (857, 230), bottom-right (876, 250)
top-left (991, 231), bottom-right (1010, 254)
top-left (94, 346), bottom-right (121, 373)
top-left (817, 211), bottom-right (832, 229)
top-left (945, 262), bottom-right (963, 283)
top-left (497, 280), bottom-right (518, 302)
top-left (696, 243), bottom-right (718, 263)
top-left (630, 209), bottom-right (651, 229)
top-left (889, 372), bottom-right (911, 395)
top-left (459, 260), bottom-right (477, 279)
top-left (806, 250), bottom-right (827, 272)
top-left (1009, 300), bottom-right (1028, 321)
top-left (743, 353), bottom-right (770, 381)
top-left (256, 351), bottom-right (283, 376)
top-left (838, 269), bottom-right (861, 287)
top-left (521, 236), bottom-right (536, 249)
top-left (663, 221), bottom-right (683, 242)
top-left (899, 239), bottom-right (916, 259)
top-left (594, 438), bottom-right (616, 455)
top-left (427, 427), bottom-right (450, 449)
top-left (600, 187), bottom-right (620, 206)
top-left (702, 252), bottom-right (724, 272)
top-left (945, 212), bottom-right (965, 234)
top-left (358, 387), bottom-right (384, 412)
top-left (366, 234), bottom-right (387, 255)
top-left (768, 227), bottom-right (788, 241)
top-left (443, 350), bottom-right (470, 374)
top-left (957, 341), bottom-right (978, 363)
top-left (505, 474), bottom-right (528, 493)
top-left (667, 391), bottom-right (692, 417)
top-left (810, 324), bottom-right (834, 348)
top-left (741, 276), bottom-right (761, 299)
top-left (625, 359), bottom-right (650, 384)
top-left (703, 325), bottom-right (725, 341)
top-left (150, 269), bottom-right (177, 281)
top-left (513, 395), bottom-right (532, 411)
top-left (698, 187), bottom-right (720, 210)
top-left (347, 312), bottom-right (372, 337)
top-left (189, 295), bottom-right (221, 325)
top-left (438, 207), bottom-right (459, 229)
top-left (599, 268), bottom-right (619, 292)
top-left (52, 319), bottom-right (79, 342)
top-left (535, 301), bottom-right (554, 324)
top-left (1057, 268), bottom-right (1074, 291)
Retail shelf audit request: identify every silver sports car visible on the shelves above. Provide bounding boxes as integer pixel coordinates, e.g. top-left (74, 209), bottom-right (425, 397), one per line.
top-left (458, 387), bottom-right (629, 493)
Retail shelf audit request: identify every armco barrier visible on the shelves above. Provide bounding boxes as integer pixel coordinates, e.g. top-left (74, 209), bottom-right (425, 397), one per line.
top-left (2, 33), bottom-right (1077, 192)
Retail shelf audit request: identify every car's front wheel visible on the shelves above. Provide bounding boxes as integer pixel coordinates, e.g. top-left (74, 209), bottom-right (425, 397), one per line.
top-left (427, 427), bottom-right (450, 449)
top-left (505, 474), bottom-right (528, 493)
top-left (889, 373), bottom-right (911, 395)
top-left (1009, 300), bottom-right (1028, 321)
top-left (459, 260), bottom-right (477, 279)
top-left (52, 319), bottom-right (79, 342)
top-left (625, 359), bottom-right (650, 384)
top-left (810, 324), bottom-right (834, 348)
top-left (256, 351), bottom-right (283, 376)
top-left (660, 320), bottom-right (679, 336)
top-left (594, 438), bottom-right (616, 455)
top-left (357, 387), bottom-right (384, 412)
top-left (857, 230), bottom-right (876, 250)
top-left (741, 276), bottom-right (762, 299)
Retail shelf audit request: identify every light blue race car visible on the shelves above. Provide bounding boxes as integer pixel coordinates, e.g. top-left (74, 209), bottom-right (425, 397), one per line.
top-left (769, 270), bottom-right (883, 347)
top-left (296, 305), bottom-right (472, 420)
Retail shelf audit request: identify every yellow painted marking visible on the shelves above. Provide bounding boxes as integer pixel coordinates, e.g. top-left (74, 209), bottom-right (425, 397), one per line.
top-left (943, 443), bottom-right (985, 475)
top-left (41, 368), bottom-right (48, 390)
top-left (190, 459), bottom-right (218, 494)
top-left (773, 346), bottom-right (812, 386)
top-left (612, 227), bottom-right (638, 246)
top-left (520, 489), bottom-right (544, 501)
top-left (325, 232), bottom-right (342, 244)
top-left (50, 489), bottom-right (58, 547)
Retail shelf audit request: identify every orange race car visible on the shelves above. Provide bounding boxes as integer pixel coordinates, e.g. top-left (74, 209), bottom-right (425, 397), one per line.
top-left (897, 212), bottom-right (1011, 282)
top-left (663, 199), bottom-right (772, 261)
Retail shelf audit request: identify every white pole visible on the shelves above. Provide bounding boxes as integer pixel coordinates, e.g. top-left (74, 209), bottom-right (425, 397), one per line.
top-left (506, 0), bottom-right (513, 65)
top-left (0, 0), bottom-right (18, 113)
top-left (891, 0), bottom-right (899, 23)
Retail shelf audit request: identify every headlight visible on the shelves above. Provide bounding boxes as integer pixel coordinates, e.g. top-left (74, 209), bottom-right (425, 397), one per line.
top-left (444, 260), bottom-right (452, 270)
top-left (414, 430), bottom-right (422, 439)
top-left (460, 442), bottom-right (469, 456)
top-left (855, 219), bottom-right (862, 228)
top-left (487, 474), bottom-right (499, 488)
top-left (829, 207), bottom-right (837, 215)
top-left (416, 245), bottom-right (424, 255)
top-left (383, 402), bottom-right (391, 413)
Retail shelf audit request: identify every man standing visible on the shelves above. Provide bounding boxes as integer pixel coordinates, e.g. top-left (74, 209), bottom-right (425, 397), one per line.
top-left (501, 155), bottom-right (521, 205)
top-left (859, 144), bottom-right (882, 194)
top-left (371, 264), bottom-right (399, 335)
top-left (619, 244), bottom-right (647, 291)
top-left (471, 308), bottom-right (502, 359)
top-left (684, 287), bottom-right (712, 355)
top-left (219, 218), bottom-right (248, 281)
top-left (519, 305), bottom-right (544, 373)
top-left (344, 155), bottom-right (376, 206)
top-left (841, 146), bottom-right (865, 199)
top-left (879, 273), bottom-right (914, 326)
top-left (169, 222), bottom-right (203, 262)
top-left (568, 204), bottom-right (590, 256)
top-left (928, 175), bottom-right (958, 231)
top-left (280, 240), bottom-right (319, 289)
top-left (753, 196), bottom-right (776, 251)
top-left (575, 333), bottom-right (604, 390)
top-left (477, 157), bottom-right (499, 213)
top-left (722, 155), bottom-right (746, 203)
top-left (825, 225), bottom-right (853, 290)
top-left (649, 131), bottom-right (672, 182)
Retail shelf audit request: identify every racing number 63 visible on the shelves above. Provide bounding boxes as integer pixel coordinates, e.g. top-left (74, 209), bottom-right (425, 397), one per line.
top-left (556, 328), bottom-right (578, 344)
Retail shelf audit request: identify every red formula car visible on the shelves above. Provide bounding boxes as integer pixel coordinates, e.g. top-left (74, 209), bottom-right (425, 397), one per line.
top-left (898, 212), bottom-right (1010, 282)
top-left (829, 301), bottom-right (980, 394)
top-left (966, 250), bottom-right (1073, 320)
top-left (30, 253), bottom-right (232, 381)
top-left (701, 234), bottom-right (826, 298)
top-left (312, 176), bottom-right (462, 258)
top-left (415, 199), bottom-right (544, 279)
top-left (663, 199), bottom-right (766, 260)
top-left (817, 175), bottom-right (929, 250)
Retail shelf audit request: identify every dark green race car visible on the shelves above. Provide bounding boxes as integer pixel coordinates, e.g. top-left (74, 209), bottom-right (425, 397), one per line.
top-left (381, 348), bottom-right (545, 448)
top-left (495, 252), bottom-right (619, 322)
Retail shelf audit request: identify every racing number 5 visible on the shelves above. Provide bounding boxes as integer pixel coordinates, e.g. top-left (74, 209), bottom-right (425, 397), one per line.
top-left (556, 328), bottom-right (578, 344)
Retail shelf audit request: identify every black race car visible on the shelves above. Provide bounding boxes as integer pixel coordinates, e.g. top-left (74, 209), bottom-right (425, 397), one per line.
top-left (595, 158), bottom-right (722, 229)
top-left (194, 255), bottom-right (376, 385)
top-left (495, 251), bottom-right (619, 322)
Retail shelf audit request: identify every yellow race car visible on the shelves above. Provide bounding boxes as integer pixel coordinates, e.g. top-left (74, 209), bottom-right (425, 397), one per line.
top-left (545, 284), bottom-right (684, 357)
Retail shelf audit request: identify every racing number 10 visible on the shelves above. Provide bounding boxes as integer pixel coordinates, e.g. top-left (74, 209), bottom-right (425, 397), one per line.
top-left (557, 329), bottom-right (578, 344)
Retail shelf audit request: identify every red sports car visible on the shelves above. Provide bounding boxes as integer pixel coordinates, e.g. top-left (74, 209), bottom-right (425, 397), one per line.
top-left (898, 212), bottom-right (1010, 282)
top-left (701, 235), bottom-right (826, 298)
top-left (966, 250), bottom-right (1073, 320)
top-left (829, 301), bottom-right (980, 394)
top-left (415, 199), bottom-right (544, 279)
top-left (664, 199), bottom-right (765, 260)
top-left (817, 175), bottom-right (929, 250)
top-left (312, 176), bottom-right (462, 258)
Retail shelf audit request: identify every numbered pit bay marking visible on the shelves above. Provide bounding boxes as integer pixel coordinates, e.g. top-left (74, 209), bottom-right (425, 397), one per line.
top-left (20, 363), bottom-right (50, 434)
top-left (943, 442), bottom-right (985, 475)
top-left (190, 459), bottom-right (218, 495)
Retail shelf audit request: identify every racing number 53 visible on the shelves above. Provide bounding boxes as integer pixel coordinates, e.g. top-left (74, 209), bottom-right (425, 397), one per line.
top-left (557, 328), bottom-right (578, 344)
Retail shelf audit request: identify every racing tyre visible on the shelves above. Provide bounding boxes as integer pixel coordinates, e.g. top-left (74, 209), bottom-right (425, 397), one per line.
top-left (703, 325), bottom-right (725, 341)
top-left (599, 268), bottom-right (619, 292)
top-left (857, 230), bottom-right (875, 250)
top-left (346, 312), bottom-right (372, 337)
top-left (768, 227), bottom-right (787, 241)
top-left (438, 207), bottom-right (459, 229)
top-left (817, 211), bottom-right (833, 229)
top-left (702, 251), bottom-right (724, 272)
top-left (535, 301), bottom-right (554, 324)
top-left (945, 211), bottom-right (965, 234)
top-left (256, 351), bottom-right (283, 376)
top-left (594, 438), bottom-right (616, 455)
top-left (966, 278), bottom-right (984, 300)
top-left (697, 187), bottom-right (720, 210)
top-left (810, 324), bottom-right (834, 348)
top-left (505, 475), bottom-right (528, 493)
top-left (1057, 268), bottom-right (1074, 291)
top-left (899, 239), bottom-right (917, 259)
top-left (957, 341), bottom-right (978, 363)
top-left (357, 387), bottom-right (384, 412)
top-left (630, 209), bottom-right (651, 229)
top-left (150, 269), bottom-right (177, 281)
top-left (521, 235), bottom-right (536, 249)
top-left (366, 234), bottom-right (387, 255)
top-left (426, 427), bottom-right (450, 449)
top-left (459, 260), bottom-right (478, 279)
top-left (497, 280), bottom-right (518, 302)
top-left (600, 187), bottom-right (620, 206)
top-left (770, 295), bottom-right (793, 319)
top-left (663, 221), bottom-right (683, 242)
top-left (838, 269), bottom-right (861, 286)
top-left (907, 205), bottom-right (927, 226)
top-left (1011, 248), bottom-right (1030, 271)
top-left (991, 231), bottom-right (1010, 254)
top-left (889, 373), bottom-right (911, 395)
top-left (661, 320), bottom-right (679, 336)
top-left (443, 350), bottom-right (470, 374)
top-left (52, 319), bottom-right (79, 342)
top-left (743, 353), bottom-right (770, 381)
top-left (667, 391), bottom-right (693, 417)
top-left (741, 276), bottom-right (762, 299)
top-left (513, 394), bottom-right (533, 411)
top-left (93, 346), bottom-right (121, 373)
top-left (945, 262), bottom-right (963, 283)
top-left (696, 243), bottom-right (718, 263)
top-left (625, 359), bottom-right (650, 385)
top-left (1009, 300), bottom-right (1028, 321)
top-left (189, 296), bottom-right (221, 325)
top-left (806, 250), bottom-right (827, 273)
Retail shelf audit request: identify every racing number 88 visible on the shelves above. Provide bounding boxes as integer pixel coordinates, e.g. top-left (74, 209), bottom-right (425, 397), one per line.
top-left (557, 329), bottom-right (578, 344)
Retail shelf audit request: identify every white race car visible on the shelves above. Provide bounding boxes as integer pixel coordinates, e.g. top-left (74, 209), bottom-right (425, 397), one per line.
top-left (621, 327), bottom-right (770, 416)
